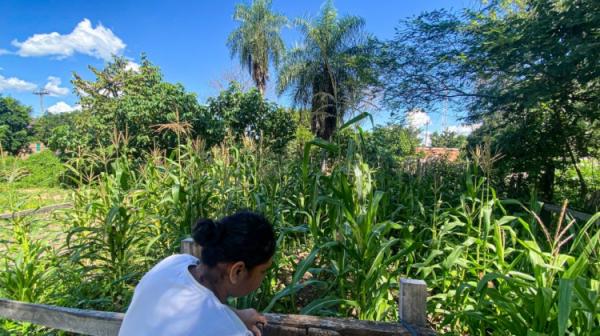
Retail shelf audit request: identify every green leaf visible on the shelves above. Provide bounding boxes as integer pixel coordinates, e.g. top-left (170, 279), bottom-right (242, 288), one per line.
top-left (300, 297), bottom-right (359, 315)
top-left (564, 228), bottom-right (599, 280)
top-left (557, 278), bottom-right (573, 336)
top-left (339, 112), bottom-right (373, 131)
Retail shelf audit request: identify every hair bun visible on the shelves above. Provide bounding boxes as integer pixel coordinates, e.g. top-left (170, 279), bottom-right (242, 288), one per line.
top-left (192, 218), bottom-right (222, 247)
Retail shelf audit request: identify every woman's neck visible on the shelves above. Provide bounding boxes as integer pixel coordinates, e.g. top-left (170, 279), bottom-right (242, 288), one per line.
top-left (189, 263), bottom-right (228, 303)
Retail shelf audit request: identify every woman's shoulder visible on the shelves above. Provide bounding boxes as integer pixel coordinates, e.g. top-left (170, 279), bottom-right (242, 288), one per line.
top-left (152, 253), bottom-right (199, 271)
top-left (137, 254), bottom-right (199, 286)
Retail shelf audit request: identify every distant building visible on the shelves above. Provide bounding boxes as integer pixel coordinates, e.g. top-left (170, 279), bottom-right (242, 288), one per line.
top-left (28, 141), bottom-right (46, 154)
top-left (415, 147), bottom-right (460, 162)
top-left (17, 141), bottom-right (47, 158)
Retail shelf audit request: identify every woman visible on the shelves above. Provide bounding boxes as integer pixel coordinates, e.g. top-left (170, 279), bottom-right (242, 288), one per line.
top-left (119, 211), bottom-right (276, 336)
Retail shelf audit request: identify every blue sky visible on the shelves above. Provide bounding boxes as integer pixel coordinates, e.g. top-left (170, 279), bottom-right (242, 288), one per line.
top-left (0, 0), bottom-right (477, 135)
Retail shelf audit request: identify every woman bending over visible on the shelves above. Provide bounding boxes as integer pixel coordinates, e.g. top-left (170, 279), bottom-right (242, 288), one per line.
top-left (119, 211), bottom-right (276, 336)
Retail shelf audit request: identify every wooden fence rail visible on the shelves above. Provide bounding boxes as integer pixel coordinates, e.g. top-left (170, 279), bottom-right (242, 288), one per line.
top-left (0, 299), bottom-right (434, 336)
top-left (0, 299), bottom-right (122, 336)
top-left (0, 203), bottom-right (73, 220)
top-left (541, 203), bottom-right (597, 223)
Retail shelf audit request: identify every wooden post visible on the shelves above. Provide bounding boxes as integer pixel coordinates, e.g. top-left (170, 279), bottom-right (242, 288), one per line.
top-left (180, 237), bottom-right (202, 258)
top-left (399, 278), bottom-right (428, 328)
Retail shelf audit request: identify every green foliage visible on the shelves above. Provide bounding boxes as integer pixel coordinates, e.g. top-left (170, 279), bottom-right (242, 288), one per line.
top-left (1, 132), bottom-right (598, 335)
top-left (62, 57), bottom-right (298, 166)
top-left (362, 123), bottom-right (420, 169)
top-left (430, 130), bottom-right (467, 149)
top-left (47, 123), bottom-right (88, 158)
top-left (71, 55), bottom-right (205, 156)
top-left (0, 190), bottom-right (62, 335)
top-left (0, 96), bottom-right (32, 155)
top-left (64, 159), bottom-right (151, 310)
top-left (448, 211), bottom-right (600, 335)
top-left (555, 158), bottom-right (600, 213)
top-left (31, 112), bottom-right (77, 144)
top-left (17, 151), bottom-right (64, 188)
top-left (203, 82), bottom-right (297, 152)
top-left (0, 151), bottom-right (64, 188)
top-left (227, 0), bottom-right (287, 94)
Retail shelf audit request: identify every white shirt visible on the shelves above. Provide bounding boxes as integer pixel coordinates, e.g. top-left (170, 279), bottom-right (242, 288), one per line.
top-left (119, 254), bottom-right (252, 336)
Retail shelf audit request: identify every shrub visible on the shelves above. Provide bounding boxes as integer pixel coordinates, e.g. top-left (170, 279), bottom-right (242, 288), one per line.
top-left (15, 151), bottom-right (64, 188)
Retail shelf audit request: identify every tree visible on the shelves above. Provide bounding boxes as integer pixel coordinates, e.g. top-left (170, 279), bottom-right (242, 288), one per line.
top-left (430, 130), bottom-right (467, 148)
top-left (31, 111), bottom-right (78, 144)
top-left (379, 0), bottom-right (600, 201)
top-left (363, 123), bottom-right (420, 169)
top-left (227, 0), bottom-right (287, 95)
top-left (72, 56), bottom-right (205, 156)
top-left (277, 0), bottom-right (377, 140)
top-left (0, 95), bottom-right (32, 155)
top-left (204, 82), bottom-right (297, 152)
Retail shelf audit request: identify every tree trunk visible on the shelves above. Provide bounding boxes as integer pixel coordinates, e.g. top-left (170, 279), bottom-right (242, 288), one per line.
top-left (311, 74), bottom-right (337, 140)
top-left (565, 141), bottom-right (588, 198)
top-left (554, 106), bottom-right (588, 201)
top-left (539, 161), bottom-right (555, 202)
top-left (252, 61), bottom-right (266, 96)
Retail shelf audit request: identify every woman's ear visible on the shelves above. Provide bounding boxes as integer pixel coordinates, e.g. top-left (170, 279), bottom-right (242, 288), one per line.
top-left (228, 261), bottom-right (247, 284)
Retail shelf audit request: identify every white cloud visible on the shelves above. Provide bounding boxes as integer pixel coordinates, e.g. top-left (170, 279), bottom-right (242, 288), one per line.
top-left (447, 123), bottom-right (482, 136)
top-left (0, 49), bottom-right (10, 55)
top-left (12, 19), bottom-right (125, 60)
top-left (0, 74), bottom-right (37, 92)
top-left (47, 101), bottom-right (81, 114)
top-left (44, 76), bottom-right (69, 96)
top-left (406, 109), bottom-right (431, 129)
top-left (124, 61), bottom-right (140, 72)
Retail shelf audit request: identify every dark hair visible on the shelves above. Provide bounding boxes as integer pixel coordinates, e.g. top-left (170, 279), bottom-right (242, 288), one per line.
top-left (192, 211), bottom-right (276, 269)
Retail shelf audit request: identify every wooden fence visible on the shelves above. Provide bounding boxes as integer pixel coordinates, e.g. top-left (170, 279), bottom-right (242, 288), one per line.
top-left (0, 238), bottom-right (435, 335)
top-left (541, 203), bottom-right (597, 223)
top-left (0, 203), bottom-right (72, 220)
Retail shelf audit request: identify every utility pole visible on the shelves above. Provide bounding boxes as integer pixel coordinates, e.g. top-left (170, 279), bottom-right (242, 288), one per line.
top-left (442, 95), bottom-right (448, 132)
top-left (425, 119), bottom-right (431, 147)
top-left (33, 89), bottom-right (49, 115)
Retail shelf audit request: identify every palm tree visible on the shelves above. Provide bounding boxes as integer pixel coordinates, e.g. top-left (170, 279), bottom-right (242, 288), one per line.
top-left (277, 1), bottom-right (374, 140)
top-left (227, 0), bottom-right (287, 96)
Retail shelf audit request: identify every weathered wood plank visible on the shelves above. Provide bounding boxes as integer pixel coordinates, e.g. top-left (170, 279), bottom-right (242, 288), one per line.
top-left (0, 203), bottom-right (72, 220)
top-left (308, 327), bottom-right (341, 335)
top-left (0, 299), bottom-right (435, 335)
top-left (399, 278), bottom-right (428, 328)
top-left (264, 312), bottom-right (434, 336)
top-left (542, 203), bottom-right (596, 223)
top-left (0, 299), bottom-right (123, 336)
top-left (263, 325), bottom-right (308, 336)
top-left (180, 237), bottom-right (202, 258)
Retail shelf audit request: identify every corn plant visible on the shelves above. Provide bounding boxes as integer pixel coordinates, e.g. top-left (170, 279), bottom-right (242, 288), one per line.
top-left (450, 209), bottom-right (600, 335)
top-left (64, 158), bottom-right (149, 310)
top-left (0, 191), bottom-right (59, 335)
top-left (267, 130), bottom-right (407, 320)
